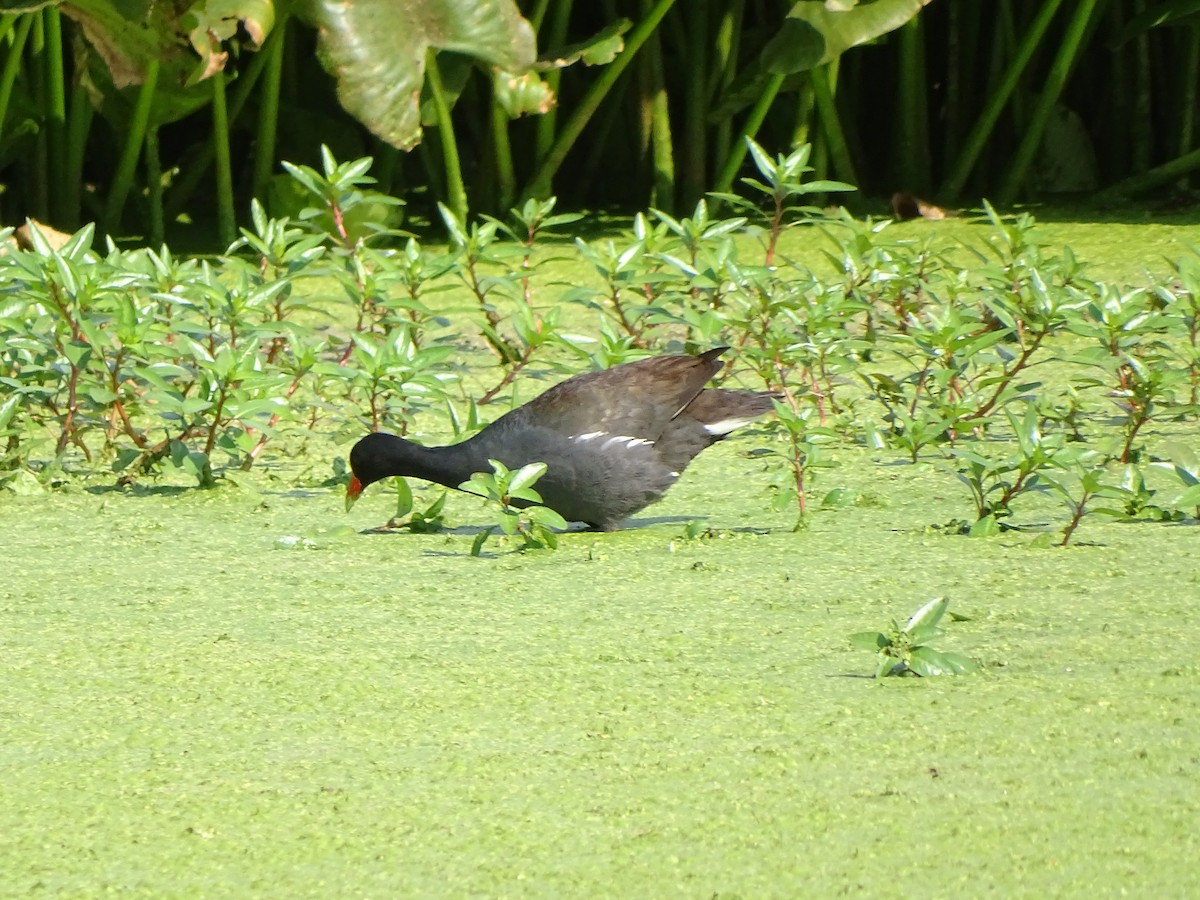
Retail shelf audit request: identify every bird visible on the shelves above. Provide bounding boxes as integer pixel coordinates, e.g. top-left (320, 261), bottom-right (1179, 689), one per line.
top-left (345, 347), bottom-right (777, 531)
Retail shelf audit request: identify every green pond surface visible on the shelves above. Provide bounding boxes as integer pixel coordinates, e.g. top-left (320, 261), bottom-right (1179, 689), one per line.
top-left (3, 441), bottom-right (1198, 896)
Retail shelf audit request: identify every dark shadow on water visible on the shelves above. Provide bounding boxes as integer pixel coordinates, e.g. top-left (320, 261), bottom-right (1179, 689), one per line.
top-left (359, 513), bottom-right (780, 542)
top-left (621, 514), bottom-right (706, 529)
top-left (359, 514), bottom-right (708, 537)
top-left (421, 549), bottom-right (500, 559)
top-left (357, 523), bottom-right (496, 536)
top-left (85, 484), bottom-right (192, 498)
top-left (1113, 517), bottom-right (1198, 528)
top-left (264, 488), bottom-right (331, 499)
top-left (995, 197), bottom-right (1200, 226)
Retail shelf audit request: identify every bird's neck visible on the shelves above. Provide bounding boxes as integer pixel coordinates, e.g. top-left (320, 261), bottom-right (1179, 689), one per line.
top-left (398, 436), bottom-right (491, 490)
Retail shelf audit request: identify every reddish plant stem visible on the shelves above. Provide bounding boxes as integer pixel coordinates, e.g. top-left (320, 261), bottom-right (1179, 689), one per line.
top-left (478, 350), bottom-right (535, 405)
top-left (241, 376), bottom-right (304, 469)
top-left (970, 330), bottom-right (1047, 420)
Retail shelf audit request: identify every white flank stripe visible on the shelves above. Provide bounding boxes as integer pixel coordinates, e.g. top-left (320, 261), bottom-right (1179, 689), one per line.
top-left (572, 431), bottom-right (606, 442)
top-left (703, 417), bottom-right (755, 435)
top-left (601, 435), bottom-right (653, 450)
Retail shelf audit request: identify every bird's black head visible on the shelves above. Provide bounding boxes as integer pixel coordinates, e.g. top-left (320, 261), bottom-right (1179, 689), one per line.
top-left (346, 431), bottom-right (404, 510)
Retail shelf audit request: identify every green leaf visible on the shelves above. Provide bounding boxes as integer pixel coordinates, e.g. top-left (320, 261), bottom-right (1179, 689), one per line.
top-left (485, 458), bottom-right (512, 481)
top-left (799, 179), bottom-right (857, 194)
top-left (969, 515), bottom-right (1001, 538)
top-left (459, 472), bottom-right (497, 498)
top-left (63, 340), bottom-right (93, 369)
top-left (764, 0), bottom-right (934, 74)
top-left (58, 0), bottom-right (234, 128)
top-left (507, 461), bottom-right (548, 495)
top-left (182, 0), bottom-right (275, 85)
top-left (3, 468), bottom-right (44, 496)
top-left (906, 647), bottom-right (940, 677)
top-left (906, 622), bottom-right (943, 646)
top-left (112, 448), bottom-right (142, 473)
top-left (904, 597), bottom-right (950, 636)
top-left (1177, 484), bottom-right (1200, 507)
top-left (875, 654), bottom-right (902, 678)
top-left (393, 477), bottom-right (413, 520)
top-left (424, 492), bottom-right (449, 519)
top-left (910, 646), bottom-right (978, 676)
top-left (470, 527), bottom-right (495, 557)
top-left (306, 0), bottom-right (537, 149)
top-left (540, 19), bottom-right (630, 68)
top-left (527, 506), bottom-right (569, 531)
top-left (493, 69), bottom-right (554, 118)
top-left (0, 393), bottom-right (21, 431)
top-left (507, 486), bottom-right (545, 504)
top-left (850, 631), bottom-right (889, 651)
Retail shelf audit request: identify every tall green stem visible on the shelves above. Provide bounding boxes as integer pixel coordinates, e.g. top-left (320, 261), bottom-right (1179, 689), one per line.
top-left (810, 62), bottom-right (858, 186)
top-left (575, 67), bottom-right (634, 200)
top-left (43, 7), bottom-right (66, 222)
top-left (29, 12), bottom-right (48, 219)
top-left (164, 42), bottom-right (274, 221)
top-left (712, 72), bottom-right (785, 195)
top-left (533, 0), bottom-right (574, 162)
top-left (1098, 146), bottom-right (1200, 198)
top-left (145, 125), bottom-right (164, 247)
top-left (896, 16), bottom-right (929, 193)
top-left (940, 0), bottom-right (1064, 200)
top-left (491, 96), bottom-right (516, 212)
top-left (940, 2), bottom-right (968, 181)
top-left (62, 82), bottom-right (92, 227)
top-left (251, 20), bottom-right (285, 202)
top-left (0, 15), bottom-right (33, 150)
top-left (679, 0), bottom-right (707, 208)
top-left (425, 48), bottom-right (467, 222)
top-left (709, 0), bottom-right (744, 176)
top-left (998, 0), bottom-right (1100, 204)
top-left (791, 77), bottom-right (815, 147)
top-left (1179, 27), bottom-right (1200, 186)
top-left (1130, 0), bottom-right (1152, 174)
top-left (103, 57), bottom-right (159, 238)
top-left (644, 0), bottom-right (674, 209)
top-left (211, 69), bottom-right (236, 247)
top-left (523, 0), bottom-right (678, 200)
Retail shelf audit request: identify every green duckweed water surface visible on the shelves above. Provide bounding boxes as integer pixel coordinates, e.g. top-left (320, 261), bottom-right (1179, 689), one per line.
top-left (3, 440), bottom-right (1199, 896)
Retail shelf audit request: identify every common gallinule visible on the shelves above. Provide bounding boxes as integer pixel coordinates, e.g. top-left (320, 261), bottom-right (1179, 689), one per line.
top-left (345, 347), bottom-right (776, 530)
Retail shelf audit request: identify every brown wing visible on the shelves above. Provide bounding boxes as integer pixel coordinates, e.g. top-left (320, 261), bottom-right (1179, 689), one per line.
top-left (500, 348), bottom-right (728, 441)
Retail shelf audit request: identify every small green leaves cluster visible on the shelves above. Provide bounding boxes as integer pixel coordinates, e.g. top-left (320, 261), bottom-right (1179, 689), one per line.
top-left (851, 597), bottom-right (978, 678)
top-left (388, 477), bottom-right (448, 533)
top-left (2, 141), bottom-right (1198, 548)
top-left (460, 459), bottom-right (569, 555)
top-left (0, 149), bottom-right (580, 491)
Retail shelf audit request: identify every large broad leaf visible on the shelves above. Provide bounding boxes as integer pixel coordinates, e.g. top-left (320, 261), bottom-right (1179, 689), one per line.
top-left (763, 0), bottom-right (934, 74)
top-left (712, 0), bottom-right (931, 119)
top-left (54, 0), bottom-right (272, 88)
top-left (33, 0), bottom-right (274, 128)
top-left (181, 0), bottom-right (275, 84)
top-left (304, 0), bottom-right (537, 150)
